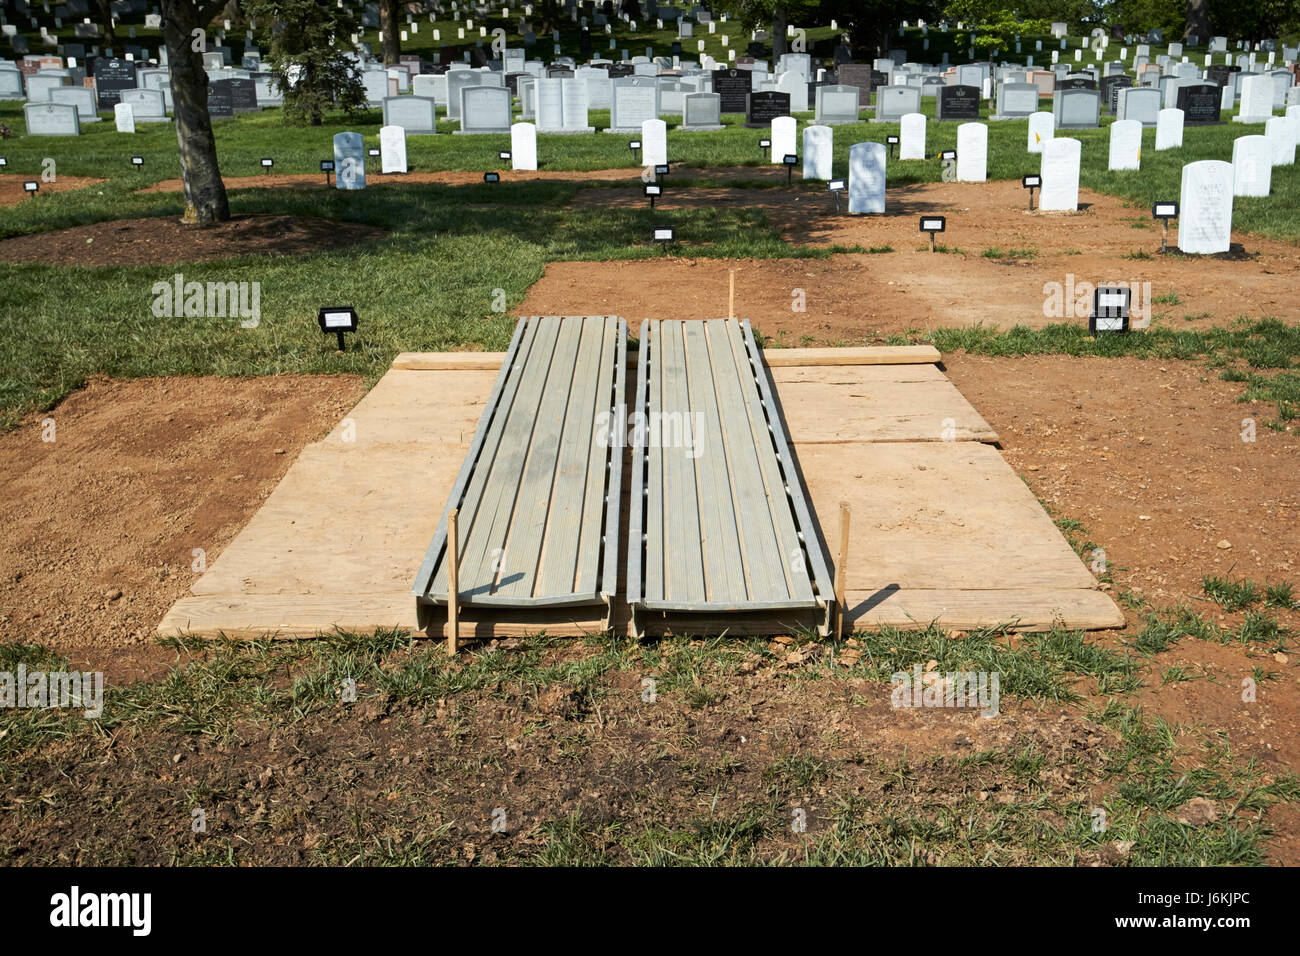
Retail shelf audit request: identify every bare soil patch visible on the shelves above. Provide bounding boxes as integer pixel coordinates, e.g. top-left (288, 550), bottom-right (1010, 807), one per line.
top-left (0, 173), bottom-right (106, 207)
top-left (0, 214), bottom-right (388, 266)
top-left (0, 374), bottom-right (367, 659)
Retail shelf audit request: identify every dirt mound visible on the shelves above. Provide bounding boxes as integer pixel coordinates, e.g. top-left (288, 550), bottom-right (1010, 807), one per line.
top-left (0, 213), bottom-right (388, 266)
top-left (0, 173), bottom-right (107, 207)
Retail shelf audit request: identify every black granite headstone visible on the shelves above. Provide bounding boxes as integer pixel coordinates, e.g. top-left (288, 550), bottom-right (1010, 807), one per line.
top-left (936, 84), bottom-right (980, 121)
top-left (745, 90), bottom-right (790, 128)
top-left (712, 68), bottom-right (751, 112)
top-left (1176, 82), bottom-right (1223, 124)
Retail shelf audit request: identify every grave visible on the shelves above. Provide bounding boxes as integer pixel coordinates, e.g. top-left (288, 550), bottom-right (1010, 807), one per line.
top-left (1053, 87), bottom-right (1099, 128)
top-left (991, 82), bottom-right (1038, 120)
top-left (1101, 74), bottom-right (1133, 112)
top-left (1178, 160), bottom-right (1233, 253)
top-left (1155, 107), bottom-right (1185, 149)
top-left (23, 100), bottom-right (80, 134)
top-left (91, 56), bottom-right (134, 108)
top-left (120, 87), bottom-right (168, 121)
top-left (1116, 85), bottom-right (1161, 125)
top-left (935, 83), bottom-right (979, 121)
top-left (899, 112), bottom-right (926, 160)
top-left (712, 67), bottom-right (751, 112)
top-left (802, 124), bottom-right (832, 179)
top-left (848, 141), bottom-right (886, 213)
top-left (872, 84), bottom-right (920, 122)
top-left (745, 89), bottom-right (790, 128)
top-left (1027, 110), bottom-right (1054, 152)
top-left (114, 101), bottom-right (134, 132)
top-left (814, 84), bottom-right (858, 125)
top-left (383, 95), bottom-right (437, 134)
top-left (641, 117), bottom-right (667, 166)
top-left (956, 122), bottom-right (987, 181)
top-left (380, 125), bottom-right (408, 174)
top-left (1231, 135), bottom-right (1271, 195)
top-left (680, 91), bottom-right (723, 130)
top-left (457, 85), bottom-right (512, 133)
top-left (1234, 74), bottom-right (1273, 122)
top-left (333, 131), bottom-right (366, 190)
top-left (1264, 115), bottom-right (1297, 166)
top-left (1176, 82), bottom-right (1223, 124)
top-left (48, 84), bottom-right (98, 121)
top-left (608, 76), bottom-right (659, 132)
top-left (1108, 118), bottom-right (1142, 170)
top-left (1039, 137), bottom-right (1080, 211)
top-left (770, 115), bottom-right (797, 164)
top-left (511, 122), bottom-right (538, 170)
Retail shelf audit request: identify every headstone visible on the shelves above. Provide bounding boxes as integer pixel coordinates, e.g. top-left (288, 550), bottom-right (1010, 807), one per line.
top-left (1101, 73), bottom-right (1134, 113)
top-left (1108, 118), bottom-right (1142, 170)
top-left (1039, 137), bottom-right (1081, 211)
top-left (0, 70), bottom-right (24, 101)
top-left (848, 141), bottom-right (886, 214)
top-left (1116, 85), bottom-right (1162, 125)
top-left (114, 101), bottom-right (135, 132)
top-left (802, 124), bottom-right (832, 179)
top-left (956, 122), bottom-right (987, 181)
top-left (681, 91), bottom-right (723, 130)
top-left (380, 125), bottom-right (407, 173)
top-left (1027, 110), bottom-right (1054, 152)
top-left (362, 68), bottom-right (389, 105)
top-left (992, 82), bottom-right (1038, 119)
top-left (446, 70), bottom-right (480, 120)
top-left (873, 84), bottom-right (920, 122)
top-left (1231, 135), bottom-right (1271, 195)
top-left (24, 100), bottom-right (80, 134)
top-left (91, 56), bottom-right (134, 107)
top-left (1054, 87), bottom-right (1100, 128)
top-left (770, 114), bottom-right (797, 164)
top-left (775, 71), bottom-right (807, 112)
top-left (383, 96), bottom-right (437, 134)
top-left (814, 84), bottom-right (858, 125)
top-left (641, 117), bottom-right (667, 166)
top-left (1264, 115), bottom-right (1297, 166)
top-left (745, 89), bottom-right (790, 128)
top-left (609, 76), bottom-right (658, 132)
top-left (712, 67), bottom-right (751, 112)
top-left (899, 112), bottom-right (926, 159)
top-left (1177, 160), bottom-right (1232, 254)
top-left (24, 72), bottom-right (66, 102)
top-left (458, 85), bottom-right (512, 133)
top-left (935, 83), bottom-right (979, 121)
top-left (49, 84), bottom-right (98, 121)
top-left (1176, 83), bottom-right (1222, 125)
top-left (1235, 74), bottom-right (1273, 122)
top-left (334, 131), bottom-right (366, 190)
top-left (119, 87), bottom-right (166, 122)
top-left (511, 122), bottom-right (538, 170)
top-left (1155, 107), bottom-right (1184, 150)
top-left (835, 63), bottom-right (873, 101)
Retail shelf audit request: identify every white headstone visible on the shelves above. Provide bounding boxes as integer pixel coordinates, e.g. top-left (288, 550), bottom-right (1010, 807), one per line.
top-left (114, 101), bottom-right (134, 132)
top-left (1027, 111), bottom-right (1054, 153)
top-left (848, 141), bottom-right (886, 214)
top-left (1039, 137), bottom-right (1081, 210)
top-left (802, 124), bottom-right (832, 180)
top-left (956, 122), bottom-right (987, 181)
top-left (380, 125), bottom-right (407, 173)
top-left (1155, 108), bottom-right (1184, 150)
top-left (333, 131), bottom-right (366, 190)
top-left (1264, 115), bottom-right (1297, 166)
top-left (1232, 135), bottom-right (1272, 195)
top-left (899, 112), bottom-right (926, 159)
top-left (1235, 74), bottom-right (1274, 122)
top-left (511, 122), bottom-right (538, 170)
top-left (641, 117), bottom-right (667, 166)
top-left (770, 115), bottom-right (796, 164)
top-left (1178, 160), bottom-right (1233, 253)
top-left (1108, 118), bottom-right (1142, 170)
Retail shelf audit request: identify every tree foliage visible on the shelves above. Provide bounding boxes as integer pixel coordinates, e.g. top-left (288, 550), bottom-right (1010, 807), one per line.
top-left (244, 0), bottom-right (366, 126)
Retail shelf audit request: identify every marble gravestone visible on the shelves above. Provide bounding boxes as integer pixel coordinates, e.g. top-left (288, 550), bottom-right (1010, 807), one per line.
top-left (511, 122), bottom-right (538, 170)
top-left (1039, 137), bottom-right (1081, 211)
top-left (1178, 160), bottom-right (1233, 253)
top-left (802, 124), bottom-right (832, 180)
top-left (49, 85), bottom-right (99, 122)
top-left (120, 87), bottom-right (168, 122)
top-left (1231, 135), bottom-right (1271, 195)
top-left (333, 131), bottom-right (366, 190)
top-left (609, 76), bottom-right (659, 132)
top-left (1264, 115), bottom-right (1297, 166)
top-left (956, 122), bottom-right (988, 181)
top-left (383, 96), bottom-right (437, 133)
top-left (899, 113), bottom-right (926, 159)
top-left (641, 118), bottom-right (668, 166)
top-left (848, 141), bottom-right (886, 214)
top-left (114, 102), bottom-right (135, 132)
top-left (770, 115), bottom-right (797, 164)
top-left (992, 82), bottom-right (1038, 120)
top-left (23, 101), bottom-right (80, 134)
top-left (1108, 118), bottom-right (1142, 170)
top-left (681, 92), bottom-right (724, 130)
top-left (1155, 108), bottom-right (1184, 150)
top-left (1234, 75), bottom-right (1273, 123)
top-left (1028, 111), bottom-right (1054, 152)
top-left (1116, 86), bottom-right (1161, 125)
top-left (872, 84), bottom-right (920, 122)
top-left (814, 85), bottom-right (858, 125)
top-left (380, 125), bottom-right (408, 174)
top-left (1054, 87), bottom-right (1100, 128)
top-left (458, 85), bottom-right (512, 133)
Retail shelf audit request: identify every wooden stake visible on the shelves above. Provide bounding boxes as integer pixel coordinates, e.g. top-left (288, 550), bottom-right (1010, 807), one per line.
top-left (728, 268), bottom-right (735, 319)
top-left (835, 501), bottom-right (850, 639)
top-left (447, 508), bottom-right (460, 656)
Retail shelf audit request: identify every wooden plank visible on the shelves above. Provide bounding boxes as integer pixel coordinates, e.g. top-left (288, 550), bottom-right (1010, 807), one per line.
top-left (795, 442), bottom-right (1099, 591)
top-left (760, 345), bottom-right (940, 367)
top-left (575, 317), bottom-right (620, 598)
top-left (845, 587), bottom-right (1126, 632)
top-left (626, 320), bottom-right (650, 605)
top-left (597, 321), bottom-right (627, 602)
top-left (659, 321), bottom-right (705, 603)
top-left (392, 351), bottom-right (509, 370)
top-left (645, 321), bottom-right (665, 603)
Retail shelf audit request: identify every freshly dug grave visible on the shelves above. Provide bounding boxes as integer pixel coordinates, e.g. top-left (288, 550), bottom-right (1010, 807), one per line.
top-left (0, 213), bottom-right (388, 266)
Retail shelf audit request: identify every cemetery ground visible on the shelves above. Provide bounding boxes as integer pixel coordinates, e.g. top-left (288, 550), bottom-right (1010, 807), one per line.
top-left (2, 102), bottom-right (1300, 866)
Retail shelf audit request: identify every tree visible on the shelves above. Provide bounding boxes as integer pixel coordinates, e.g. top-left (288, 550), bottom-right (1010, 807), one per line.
top-left (244, 0), bottom-right (366, 126)
top-left (94, 0), bottom-right (117, 46)
top-left (161, 0), bottom-right (230, 225)
top-left (945, 0), bottom-right (1050, 59)
top-left (823, 0), bottom-right (945, 61)
top-left (379, 0), bottom-right (401, 66)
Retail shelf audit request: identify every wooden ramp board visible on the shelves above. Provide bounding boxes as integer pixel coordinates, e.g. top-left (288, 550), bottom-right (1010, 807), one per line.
top-left (627, 318), bottom-right (836, 637)
top-left (410, 316), bottom-right (627, 631)
top-left (160, 340), bottom-right (1122, 639)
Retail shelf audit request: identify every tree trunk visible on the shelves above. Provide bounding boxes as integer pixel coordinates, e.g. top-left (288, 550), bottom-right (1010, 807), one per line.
top-left (380, 0), bottom-right (402, 66)
top-left (1185, 0), bottom-right (1210, 41)
top-left (162, 0), bottom-right (230, 225)
top-left (94, 0), bottom-right (117, 46)
top-left (772, 5), bottom-right (788, 59)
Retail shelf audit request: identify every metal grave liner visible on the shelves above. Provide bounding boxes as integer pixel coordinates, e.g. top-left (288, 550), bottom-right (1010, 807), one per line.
top-left (627, 318), bottom-right (834, 636)
top-left (413, 315), bottom-right (626, 630)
